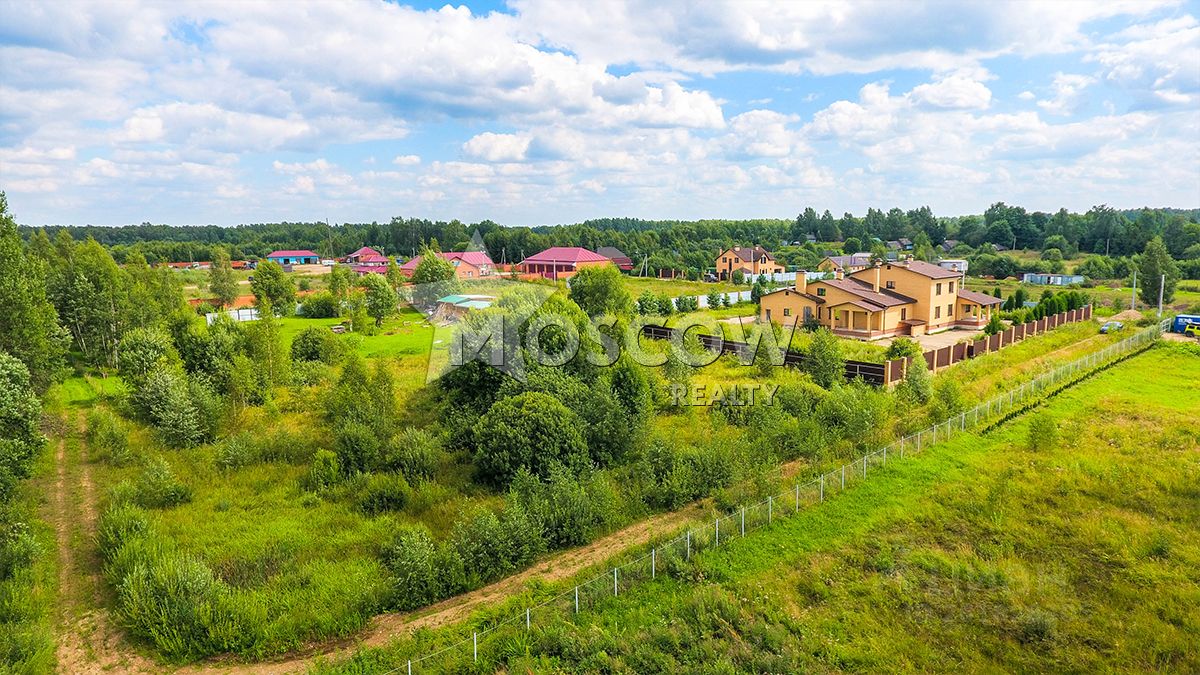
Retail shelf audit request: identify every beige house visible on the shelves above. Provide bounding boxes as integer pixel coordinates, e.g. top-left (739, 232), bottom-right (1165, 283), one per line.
top-left (759, 259), bottom-right (1002, 340)
top-left (716, 245), bottom-right (785, 280)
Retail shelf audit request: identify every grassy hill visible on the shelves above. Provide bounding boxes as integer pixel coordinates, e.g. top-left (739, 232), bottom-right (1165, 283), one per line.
top-left (322, 342), bottom-right (1200, 673)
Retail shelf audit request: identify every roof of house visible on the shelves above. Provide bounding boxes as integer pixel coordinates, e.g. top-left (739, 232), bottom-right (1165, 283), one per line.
top-left (356, 254), bottom-right (390, 264)
top-left (348, 246), bottom-right (380, 258)
top-left (941, 239), bottom-right (959, 250)
top-left (823, 252), bottom-right (872, 269)
top-left (761, 286), bottom-right (826, 304)
top-left (722, 245), bottom-right (776, 262)
top-left (596, 246), bottom-right (630, 260)
top-left (267, 249), bottom-right (318, 258)
top-left (400, 251), bottom-right (496, 271)
top-left (817, 277), bottom-right (916, 310)
top-left (894, 259), bottom-right (962, 280)
top-left (522, 246), bottom-right (610, 264)
top-left (957, 288), bottom-right (1004, 306)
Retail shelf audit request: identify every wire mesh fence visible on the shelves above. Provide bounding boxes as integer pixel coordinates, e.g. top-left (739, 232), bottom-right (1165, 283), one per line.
top-left (383, 319), bottom-right (1167, 674)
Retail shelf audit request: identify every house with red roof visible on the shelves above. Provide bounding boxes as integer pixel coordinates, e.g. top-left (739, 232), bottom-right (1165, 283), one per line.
top-left (520, 247), bottom-right (612, 281)
top-left (596, 246), bottom-right (633, 271)
top-left (266, 250), bottom-right (319, 265)
top-left (346, 246), bottom-right (382, 264)
top-left (400, 251), bottom-right (496, 280)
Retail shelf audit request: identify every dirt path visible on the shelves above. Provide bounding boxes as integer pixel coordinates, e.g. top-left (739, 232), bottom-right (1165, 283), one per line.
top-left (50, 419), bottom-right (159, 675)
top-left (180, 501), bottom-right (709, 674)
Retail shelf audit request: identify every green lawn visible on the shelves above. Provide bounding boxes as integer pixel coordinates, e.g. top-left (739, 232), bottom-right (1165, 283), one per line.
top-left (621, 276), bottom-right (742, 298)
top-left (318, 343), bottom-right (1200, 673)
top-left (278, 307), bottom-right (434, 360)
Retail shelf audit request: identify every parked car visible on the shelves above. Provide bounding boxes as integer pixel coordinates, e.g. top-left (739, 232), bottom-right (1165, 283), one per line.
top-left (1184, 323), bottom-right (1200, 338)
top-left (1099, 321), bottom-right (1123, 334)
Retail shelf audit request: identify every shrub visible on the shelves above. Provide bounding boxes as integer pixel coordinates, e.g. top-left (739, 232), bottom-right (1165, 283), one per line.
top-left (289, 360), bottom-right (331, 387)
top-left (805, 328), bottom-right (844, 388)
top-left (215, 435), bottom-right (256, 472)
top-left (380, 427), bottom-right (441, 480)
top-left (132, 457), bottom-right (192, 508)
top-left (356, 473), bottom-right (411, 515)
top-left (303, 449), bottom-right (340, 492)
top-left (896, 358), bottom-right (933, 405)
top-left (473, 392), bottom-right (588, 487)
top-left (290, 325), bottom-right (341, 363)
top-left (928, 377), bottom-right (966, 424)
top-left (97, 502), bottom-right (151, 563)
top-left (130, 368), bottom-right (202, 448)
top-left (333, 421), bottom-right (382, 475)
top-left (1027, 413), bottom-right (1057, 451)
top-left (0, 520), bottom-right (39, 580)
top-left (381, 526), bottom-right (440, 611)
top-left (86, 409), bottom-right (133, 466)
top-left (884, 337), bottom-right (922, 361)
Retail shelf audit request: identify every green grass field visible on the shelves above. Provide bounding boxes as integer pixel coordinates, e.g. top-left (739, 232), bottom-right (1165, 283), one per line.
top-left (318, 342), bottom-right (1200, 673)
top-left (621, 276), bottom-right (742, 298)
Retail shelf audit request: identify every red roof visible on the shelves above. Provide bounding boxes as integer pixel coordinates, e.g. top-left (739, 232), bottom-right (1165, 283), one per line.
top-left (348, 246), bottom-right (380, 258)
top-left (356, 254), bottom-right (390, 264)
top-left (267, 250), bottom-right (318, 258)
top-left (400, 251), bottom-right (495, 271)
top-left (522, 247), bottom-right (610, 264)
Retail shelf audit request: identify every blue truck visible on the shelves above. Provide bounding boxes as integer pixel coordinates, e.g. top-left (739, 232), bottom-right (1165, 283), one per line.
top-left (1171, 314), bottom-right (1200, 333)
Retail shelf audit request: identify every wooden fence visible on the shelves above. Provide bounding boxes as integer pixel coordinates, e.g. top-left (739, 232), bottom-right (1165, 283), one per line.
top-left (884, 305), bottom-right (1093, 386)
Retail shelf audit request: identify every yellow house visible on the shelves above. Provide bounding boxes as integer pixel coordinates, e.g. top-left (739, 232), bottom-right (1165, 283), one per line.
top-left (715, 245), bottom-right (785, 281)
top-left (759, 260), bottom-right (1002, 340)
top-left (816, 253), bottom-right (872, 274)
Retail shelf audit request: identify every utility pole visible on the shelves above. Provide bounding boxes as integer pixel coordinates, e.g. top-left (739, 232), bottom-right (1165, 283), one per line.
top-left (1158, 273), bottom-right (1165, 317)
top-left (1130, 269), bottom-right (1137, 310)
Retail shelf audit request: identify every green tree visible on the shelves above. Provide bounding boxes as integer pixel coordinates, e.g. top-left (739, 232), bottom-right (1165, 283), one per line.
top-left (244, 304), bottom-right (289, 388)
top-left (636, 290), bottom-right (657, 315)
top-left (706, 290), bottom-right (721, 309)
top-left (884, 337), bottom-right (922, 361)
top-left (117, 328), bottom-right (179, 383)
top-left (249, 261), bottom-right (296, 316)
top-left (897, 354), bottom-right (932, 404)
top-left (410, 246), bottom-right (458, 307)
top-left (385, 257), bottom-right (406, 290)
top-left (1137, 236), bottom-right (1180, 306)
top-left (0, 352), bottom-right (46, 501)
top-left (290, 326), bottom-right (341, 364)
top-left (983, 312), bottom-right (1004, 336)
top-left (362, 273), bottom-right (397, 326)
top-left (568, 264), bottom-right (632, 316)
top-left (0, 200), bottom-right (67, 388)
top-left (473, 392), bottom-right (588, 486)
top-left (805, 328), bottom-right (843, 389)
top-left (208, 247), bottom-right (239, 308)
top-left (731, 268), bottom-right (746, 285)
top-left (130, 367), bottom-right (202, 448)
top-left (51, 236), bottom-right (130, 367)
top-left (328, 264), bottom-right (353, 301)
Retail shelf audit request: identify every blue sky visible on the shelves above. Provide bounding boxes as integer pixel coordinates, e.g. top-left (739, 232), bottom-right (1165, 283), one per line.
top-left (1, 0), bottom-right (1197, 226)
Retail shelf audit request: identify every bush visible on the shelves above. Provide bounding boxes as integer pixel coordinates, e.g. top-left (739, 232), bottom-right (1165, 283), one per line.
top-left (86, 409), bottom-right (134, 466)
top-left (1027, 413), bottom-right (1057, 451)
top-left (289, 360), bottom-right (332, 387)
top-left (356, 473), bottom-right (411, 514)
top-left (884, 337), bottom-right (922, 361)
top-left (132, 457), bottom-right (192, 508)
top-left (303, 449), bottom-right (340, 492)
top-left (333, 421), bottom-right (381, 475)
top-left (380, 427), bottom-right (441, 480)
top-left (0, 520), bottom-right (39, 580)
top-left (290, 325), bottom-right (341, 363)
top-left (215, 435), bottom-right (256, 472)
top-left (474, 392), bottom-right (588, 486)
top-left (381, 526), bottom-right (440, 611)
top-left (805, 328), bottom-right (844, 388)
top-left (130, 368), bottom-right (203, 448)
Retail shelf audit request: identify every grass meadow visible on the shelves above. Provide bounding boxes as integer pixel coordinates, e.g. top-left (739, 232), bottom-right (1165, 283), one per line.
top-left (316, 342), bottom-right (1200, 673)
top-left (44, 296), bottom-right (1150, 665)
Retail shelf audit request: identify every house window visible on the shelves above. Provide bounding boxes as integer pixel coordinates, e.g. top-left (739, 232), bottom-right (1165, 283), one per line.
top-left (900, 308), bottom-right (907, 320)
top-left (947, 304), bottom-right (953, 317)
top-left (936, 282), bottom-right (943, 295)
top-left (935, 306), bottom-right (941, 319)
top-left (817, 287), bottom-right (826, 297)
top-left (783, 308), bottom-right (791, 317)
top-left (949, 281), bottom-right (955, 292)
top-left (766, 309), bottom-right (772, 321)
top-left (885, 280), bottom-right (895, 289)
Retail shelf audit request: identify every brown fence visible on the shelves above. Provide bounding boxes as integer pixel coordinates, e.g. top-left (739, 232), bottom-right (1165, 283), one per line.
top-left (883, 305), bottom-right (1093, 386)
top-left (640, 323), bottom-right (888, 385)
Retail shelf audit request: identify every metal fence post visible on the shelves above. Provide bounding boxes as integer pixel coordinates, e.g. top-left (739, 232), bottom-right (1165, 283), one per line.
top-left (740, 507), bottom-right (745, 536)
top-left (574, 585), bottom-right (579, 613)
top-left (473, 632), bottom-right (477, 663)
top-left (768, 496), bottom-right (773, 524)
top-left (408, 660), bottom-right (411, 675)
top-left (820, 474), bottom-right (825, 502)
top-left (652, 548), bottom-right (656, 579)
top-left (917, 431), bottom-right (922, 451)
top-left (841, 464), bottom-right (846, 488)
top-left (795, 483), bottom-right (800, 511)
top-left (863, 454), bottom-right (868, 479)
top-left (686, 530), bottom-right (691, 560)
top-left (613, 568), bottom-right (618, 596)
top-left (715, 517), bottom-right (720, 546)
top-left (526, 607), bottom-right (530, 630)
